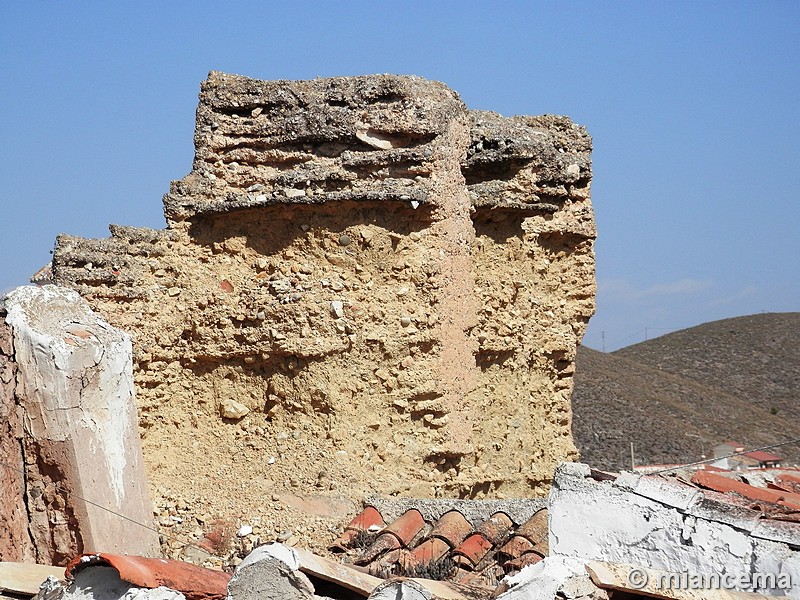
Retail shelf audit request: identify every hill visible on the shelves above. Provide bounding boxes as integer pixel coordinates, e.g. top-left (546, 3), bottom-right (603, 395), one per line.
top-left (572, 313), bottom-right (800, 471)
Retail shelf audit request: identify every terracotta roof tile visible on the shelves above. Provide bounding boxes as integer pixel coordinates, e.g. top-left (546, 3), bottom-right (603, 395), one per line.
top-left (429, 510), bottom-right (472, 547)
top-left (475, 512), bottom-right (513, 544)
top-left (613, 467), bottom-right (800, 525)
top-left (692, 470), bottom-right (800, 510)
top-left (368, 548), bottom-right (409, 577)
top-left (744, 450), bottom-right (783, 463)
top-left (504, 551), bottom-right (544, 573)
top-left (384, 509), bottom-right (426, 546)
top-left (408, 537), bottom-right (450, 565)
top-left (774, 474), bottom-right (800, 494)
top-left (497, 535), bottom-right (535, 561)
top-left (357, 532), bottom-right (403, 565)
top-left (451, 533), bottom-right (493, 569)
top-left (332, 505), bottom-right (550, 589)
top-left (717, 441), bottom-right (782, 463)
top-left (64, 554), bottom-right (230, 600)
top-left (330, 505), bottom-right (385, 551)
top-left (534, 535), bottom-right (549, 556)
top-left (454, 566), bottom-right (500, 588)
top-left (515, 508), bottom-right (548, 547)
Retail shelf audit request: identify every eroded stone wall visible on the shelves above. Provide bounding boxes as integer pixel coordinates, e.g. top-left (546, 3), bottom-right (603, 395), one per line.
top-left (51, 74), bottom-right (595, 531)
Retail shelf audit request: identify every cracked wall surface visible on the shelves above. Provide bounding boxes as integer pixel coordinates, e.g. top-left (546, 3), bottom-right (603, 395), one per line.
top-left (1, 287), bottom-right (158, 564)
top-left (549, 464), bottom-right (800, 598)
top-left (0, 312), bottom-right (36, 562)
top-left (50, 73), bottom-right (595, 531)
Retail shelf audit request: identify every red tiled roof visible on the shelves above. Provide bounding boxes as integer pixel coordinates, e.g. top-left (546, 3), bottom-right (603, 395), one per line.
top-left (430, 510), bottom-right (472, 547)
top-left (452, 533), bottom-right (494, 569)
top-left (742, 450), bottom-right (783, 463)
top-left (330, 505), bottom-right (385, 551)
top-left (64, 553), bottom-right (231, 600)
top-left (330, 506), bottom-right (549, 589)
top-left (774, 473), bottom-right (800, 494)
top-left (691, 470), bottom-right (800, 514)
top-left (384, 508), bottom-right (426, 545)
top-left (717, 441), bottom-right (782, 463)
top-left (586, 466), bottom-right (800, 524)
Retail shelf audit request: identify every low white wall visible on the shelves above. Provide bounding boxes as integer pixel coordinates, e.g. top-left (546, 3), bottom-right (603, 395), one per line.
top-left (549, 463), bottom-right (800, 598)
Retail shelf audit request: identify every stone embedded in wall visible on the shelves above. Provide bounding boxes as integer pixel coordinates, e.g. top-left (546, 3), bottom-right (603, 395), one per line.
top-left (3, 285), bottom-right (159, 564)
top-left (51, 73), bottom-right (596, 515)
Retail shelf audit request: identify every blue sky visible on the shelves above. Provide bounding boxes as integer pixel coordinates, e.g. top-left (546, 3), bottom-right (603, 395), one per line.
top-left (2, 2), bottom-right (798, 351)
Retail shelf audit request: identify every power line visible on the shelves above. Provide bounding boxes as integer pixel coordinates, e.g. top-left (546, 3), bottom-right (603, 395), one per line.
top-left (648, 437), bottom-right (800, 476)
top-left (599, 325), bottom-right (687, 351)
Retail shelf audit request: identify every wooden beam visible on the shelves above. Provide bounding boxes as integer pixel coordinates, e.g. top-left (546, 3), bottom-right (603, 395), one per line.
top-left (586, 561), bottom-right (774, 600)
top-left (0, 563), bottom-right (64, 596)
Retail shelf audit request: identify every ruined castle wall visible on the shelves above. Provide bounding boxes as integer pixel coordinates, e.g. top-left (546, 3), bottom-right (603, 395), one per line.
top-left (51, 73), bottom-right (595, 536)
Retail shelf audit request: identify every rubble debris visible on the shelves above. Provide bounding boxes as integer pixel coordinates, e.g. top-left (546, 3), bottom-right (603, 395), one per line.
top-left (368, 579), bottom-right (431, 600)
top-left (492, 556), bottom-right (599, 600)
top-left (220, 399), bottom-right (250, 420)
top-left (548, 463), bottom-right (800, 597)
top-left (294, 546), bottom-right (381, 597)
top-left (59, 566), bottom-right (185, 600)
top-left (227, 545), bottom-right (315, 600)
top-left (223, 543), bottom-right (478, 600)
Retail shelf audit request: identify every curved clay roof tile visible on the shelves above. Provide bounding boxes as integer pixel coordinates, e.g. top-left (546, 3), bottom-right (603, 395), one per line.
top-left (64, 554), bottom-right (231, 600)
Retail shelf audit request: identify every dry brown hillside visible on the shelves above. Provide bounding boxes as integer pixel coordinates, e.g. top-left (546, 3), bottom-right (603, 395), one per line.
top-left (572, 313), bottom-right (800, 471)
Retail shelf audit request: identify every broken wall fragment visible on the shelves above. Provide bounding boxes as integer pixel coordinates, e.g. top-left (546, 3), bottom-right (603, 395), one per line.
top-left (0, 311), bottom-right (35, 562)
top-left (2, 286), bottom-right (159, 564)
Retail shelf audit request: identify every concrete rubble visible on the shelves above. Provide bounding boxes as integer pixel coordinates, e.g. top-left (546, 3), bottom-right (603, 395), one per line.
top-left (226, 545), bottom-right (315, 600)
top-left (492, 556), bottom-right (603, 600)
top-left (57, 566), bottom-right (185, 600)
top-left (548, 463), bottom-right (800, 596)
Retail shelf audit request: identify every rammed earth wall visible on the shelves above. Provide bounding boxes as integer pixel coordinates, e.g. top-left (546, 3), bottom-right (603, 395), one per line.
top-left (50, 74), bottom-right (596, 514)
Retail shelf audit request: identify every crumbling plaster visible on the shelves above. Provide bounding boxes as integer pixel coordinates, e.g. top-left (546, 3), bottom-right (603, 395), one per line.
top-left (0, 311), bottom-right (35, 562)
top-left (548, 463), bottom-right (800, 597)
top-left (2, 285), bottom-right (158, 563)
